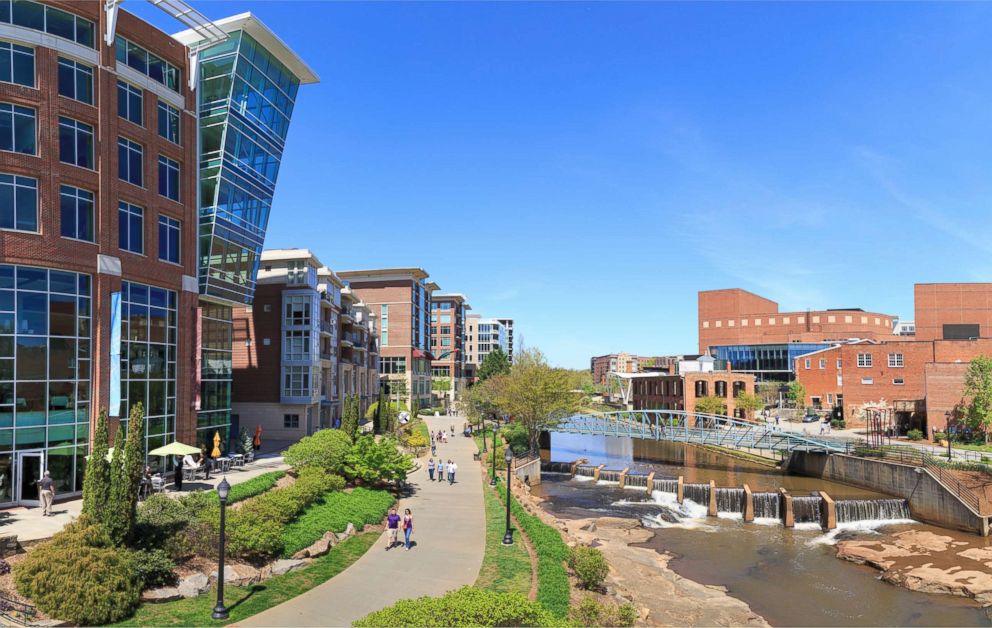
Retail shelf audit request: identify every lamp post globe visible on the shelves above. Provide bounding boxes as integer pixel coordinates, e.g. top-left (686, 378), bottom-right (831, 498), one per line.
top-left (502, 448), bottom-right (514, 545)
top-left (212, 477), bottom-right (231, 620)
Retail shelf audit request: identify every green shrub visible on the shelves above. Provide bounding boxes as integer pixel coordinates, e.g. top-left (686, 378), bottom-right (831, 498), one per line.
top-left (226, 510), bottom-right (284, 563)
top-left (281, 488), bottom-right (395, 557)
top-left (830, 419), bottom-right (846, 430)
top-left (342, 435), bottom-right (415, 485)
top-left (134, 493), bottom-right (199, 559)
top-left (907, 429), bottom-right (924, 441)
top-left (569, 596), bottom-right (637, 627)
top-left (127, 548), bottom-right (177, 588)
top-left (284, 429), bottom-right (352, 473)
top-left (15, 521), bottom-right (142, 625)
top-left (934, 432), bottom-right (948, 441)
top-left (353, 586), bottom-right (560, 627)
top-left (501, 422), bottom-right (530, 455)
top-left (226, 470), bottom-right (286, 503)
top-left (568, 546), bottom-right (609, 590)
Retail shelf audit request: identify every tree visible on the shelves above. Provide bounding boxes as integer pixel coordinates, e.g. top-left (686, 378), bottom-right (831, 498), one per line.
top-left (756, 381), bottom-right (783, 407)
top-left (499, 348), bottom-right (584, 451)
top-left (342, 435), bottom-right (415, 485)
top-left (787, 380), bottom-right (807, 409)
top-left (432, 377), bottom-right (452, 392)
top-left (478, 347), bottom-right (511, 382)
top-left (82, 409), bottom-right (110, 518)
top-left (963, 355), bottom-right (992, 443)
top-left (464, 376), bottom-right (507, 427)
top-left (284, 428), bottom-right (352, 473)
top-left (106, 403), bottom-right (145, 544)
top-left (693, 396), bottom-right (727, 416)
top-left (341, 395), bottom-right (360, 437)
top-left (735, 392), bottom-right (764, 420)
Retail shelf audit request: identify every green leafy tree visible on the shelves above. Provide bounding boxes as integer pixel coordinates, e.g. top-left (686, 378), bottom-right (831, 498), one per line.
top-left (411, 399), bottom-right (420, 421)
top-left (284, 428), bottom-right (352, 473)
top-left (82, 409), bottom-right (110, 518)
top-left (788, 380), bottom-right (807, 409)
top-left (500, 348), bottom-right (584, 451)
top-left (342, 435), bottom-right (415, 485)
top-left (693, 396), bottom-right (727, 416)
top-left (341, 395), bottom-right (360, 437)
top-left (963, 355), bottom-right (992, 443)
top-left (432, 377), bottom-right (452, 392)
top-left (734, 392), bottom-right (764, 420)
top-left (106, 403), bottom-right (145, 544)
top-left (478, 347), bottom-right (511, 382)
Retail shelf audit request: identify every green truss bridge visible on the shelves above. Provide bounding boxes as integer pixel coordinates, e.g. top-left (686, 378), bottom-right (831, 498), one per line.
top-left (550, 410), bottom-right (847, 454)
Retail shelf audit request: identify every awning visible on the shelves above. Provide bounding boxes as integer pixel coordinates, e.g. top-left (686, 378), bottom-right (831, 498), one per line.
top-left (412, 349), bottom-right (436, 360)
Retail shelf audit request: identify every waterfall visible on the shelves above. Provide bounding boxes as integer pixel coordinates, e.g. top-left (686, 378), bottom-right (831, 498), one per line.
top-left (598, 469), bottom-right (621, 484)
top-left (541, 461), bottom-right (574, 474)
top-left (835, 499), bottom-right (911, 523)
top-left (793, 495), bottom-right (822, 524)
top-left (684, 483), bottom-right (710, 505)
top-left (575, 465), bottom-right (596, 477)
top-left (753, 492), bottom-right (780, 519)
top-left (653, 477), bottom-right (678, 494)
top-left (624, 473), bottom-right (648, 488)
top-left (715, 488), bottom-right (745, 514)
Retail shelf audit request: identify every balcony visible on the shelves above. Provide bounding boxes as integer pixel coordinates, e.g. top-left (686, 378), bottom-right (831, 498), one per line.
top-left (320, 351), bottom-right (334, 362)
top-left (320, 320), bottom-right (334, 335)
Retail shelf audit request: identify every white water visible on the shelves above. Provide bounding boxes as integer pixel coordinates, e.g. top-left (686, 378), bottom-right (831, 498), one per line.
top-left (807, 518), bottom-right (917, 546)
top-left (650, 489), bottom-right (709, 519)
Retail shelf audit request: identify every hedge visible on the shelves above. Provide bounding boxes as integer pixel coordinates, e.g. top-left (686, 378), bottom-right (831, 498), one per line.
top-left (493, 480), bottom-right (570, 618)
top-left (281, 488), bottom-right (395, 557)
top-left (353, 586), bottom-right (562, 627)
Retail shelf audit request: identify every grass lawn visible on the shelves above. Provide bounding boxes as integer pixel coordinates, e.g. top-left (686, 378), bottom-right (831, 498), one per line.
top-left (114, 533), bottom-right (377, 627)
top-left (474, 482), bottom-right (532, 596)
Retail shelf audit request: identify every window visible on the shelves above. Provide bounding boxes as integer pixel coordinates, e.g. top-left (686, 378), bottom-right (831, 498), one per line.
top-left (59, 185), bottom-right (93, 242)
top-left (118, 137), bottom-right (143, 186)
top-left (157, 101), bottom-right (179, 144)
top-left (283, 329), bottom-right (310, 361)
top-left (157, 215), bottom-right (179, 263)
top-left (819, 358), bottom-right (826, 369)
top-left (57, 57), bottom-right (91, 103)
top-left (0, 42), bottom-right (33, 87)
top-left (58, 116), bottom-right (93, 168)
top-left (888, 353), bottom-right (904, 368)
top-left (4, 1), bottom-right (95, 47)
top-left (380, 357), bottom-right (406, 374)
top-left (804, 359), bottom-right (810, 369)
top-left (0, 102), bottom-right (32, 155)
top-left (440, 314), bottom-right (451, 324)
top-left (116, 80), bottom-right (142, 125)
top-left (282, 366), bottom-right (310, 398)
top-left (857, 352), bottom-right (873, 368)
top-left (893, 378), bottom-right (905, 385)
top-left (114, 35), bottom-right (180, 91)
top-left (836, 359), bottom-right (842, 369)
top-left (861, 377), bottom-right (873, 385)
top-left (118, 201), bottom-right (143, 254)
top-left (283, 414), bottom-right (299, 429)
top-left (0, 173), bottom-right (36, 231)
top-left (157, 155), bottom-right (179, 201)
top-left (284, 296), bottom-right (310, 326)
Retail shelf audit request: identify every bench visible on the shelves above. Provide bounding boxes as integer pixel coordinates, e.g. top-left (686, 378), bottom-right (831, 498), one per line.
top-left (473, 452), bottom-right (481, 461)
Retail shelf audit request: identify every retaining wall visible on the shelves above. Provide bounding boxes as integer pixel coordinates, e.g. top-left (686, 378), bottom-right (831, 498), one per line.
top-left (786, 452), bottom-right (990, 535)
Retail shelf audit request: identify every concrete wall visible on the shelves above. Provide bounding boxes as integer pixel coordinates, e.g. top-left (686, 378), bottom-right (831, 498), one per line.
top-left (514, 457), bottom-right (541, 486)
top-left (786, 452), bottom-right (989, 535)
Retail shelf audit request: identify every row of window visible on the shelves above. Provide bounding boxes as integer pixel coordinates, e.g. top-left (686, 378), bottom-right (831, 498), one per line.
top-left (702, 315), bottom-right (892, 329)
top-left (802, 352), bottom-right (905, 370)
top-left (859, 377), bottom-right (905, 386)
top-left (0, 172), bottom-right (180, 263)
top-left (0, 1), bottom-right (95, 48)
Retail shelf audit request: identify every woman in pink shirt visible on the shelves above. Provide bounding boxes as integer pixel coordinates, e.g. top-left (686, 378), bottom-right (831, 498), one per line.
top-left (402, 509), bottom-right (414, 550)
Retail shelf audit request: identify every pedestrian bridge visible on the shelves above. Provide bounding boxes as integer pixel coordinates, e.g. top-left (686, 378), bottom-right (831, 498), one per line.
top-left (550, 410), bottom-right (847, 454)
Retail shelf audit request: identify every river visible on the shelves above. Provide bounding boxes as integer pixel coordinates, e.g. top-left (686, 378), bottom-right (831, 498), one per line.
top-left (534, 433), bottom-right (992, 626)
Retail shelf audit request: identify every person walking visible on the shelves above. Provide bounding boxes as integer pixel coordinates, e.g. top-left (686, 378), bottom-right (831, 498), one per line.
top-left (402, 508), bottom-right (414, 550)
top-left (427, 458), bottom-right (435, 481)
top-left (436, 459), bottom-right (445, 483)
top-left (174, 456), bottom-right (184, 491)
top-left (385, 508), bottom-right (401, 550)
top-left (38, 470), bottom-right (54, 516)
top-left (448, 459), bottom-right (457, 484)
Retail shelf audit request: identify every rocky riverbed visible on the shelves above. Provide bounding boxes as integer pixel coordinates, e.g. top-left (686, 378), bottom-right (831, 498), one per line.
top-left (512, 479), bottom-right (768, 626)
top-left (836, 528), bottom-right (992, 606)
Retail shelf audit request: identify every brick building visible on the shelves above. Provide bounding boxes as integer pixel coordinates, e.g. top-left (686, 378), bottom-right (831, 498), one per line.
top-left (795, 283), bottom-right (992, 435)
top-left (590, 353), bottom-right (639, 386)
top-left (0, 2), bottom-right (314, 506)
top-left (430, 293), bottom-right (469, 408)
top-left (338, 268), bottom-right (436, 410)
top-left (629, 357), bottom-right (756, 417)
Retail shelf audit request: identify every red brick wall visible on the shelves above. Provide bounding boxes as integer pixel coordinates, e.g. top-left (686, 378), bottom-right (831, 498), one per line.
top-left (925, 363), bottom-right (969, 433)
top-left (631, 372), bottom-right (755, 416)
top-left (231, 285), bottom-right (283, 403)
top-left (915, 283), bottom-right (992, 342)
top-left (794, 347), bottom-right (843, 408)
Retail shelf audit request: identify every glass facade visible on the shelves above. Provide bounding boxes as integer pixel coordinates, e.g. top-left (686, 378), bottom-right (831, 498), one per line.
top-left (196, 31), bottom-right (301, 305)
top-left (197, 303), bottom-right (231, 452)
top-left (119, 281), bottom-right (176, 468)
top-left (0, 264), bottom-right (91, 503)
top-left (711, 343), bottom-right (834, 379)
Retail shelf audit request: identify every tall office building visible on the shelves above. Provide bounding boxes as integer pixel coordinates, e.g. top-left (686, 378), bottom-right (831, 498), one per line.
top-left (496, 317), bottom-right (514, 363)
top-left (465, 315), bottom-right (510, 370)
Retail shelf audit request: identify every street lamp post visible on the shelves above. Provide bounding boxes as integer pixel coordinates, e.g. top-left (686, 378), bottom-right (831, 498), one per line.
top-left (502, 448), bottom-right (514, 545)
top-left (482, 416), bottom-right (488, 453)
top-left (212, 477), bottom-right (231, 620)
top-left (490, 423), bottom-right (498, 486)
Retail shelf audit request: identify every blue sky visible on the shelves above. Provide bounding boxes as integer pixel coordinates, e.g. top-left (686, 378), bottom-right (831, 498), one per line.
top-left (129, 1), bottom-right (992, 369)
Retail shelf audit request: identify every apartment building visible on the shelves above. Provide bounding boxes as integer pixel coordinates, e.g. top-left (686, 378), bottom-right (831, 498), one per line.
top-left (466, 314), bottom-right (510, 370)
top-left (496, 317), bottom-right (515, 363)
top-left (629, 357), bottom-right (756, 417)
top-left (795, 283), bottom-right (992, 435)
top-left (590, 353), bottom-right (640, 386)
top-left (339, 286), bottom-right (379, 418)
top-left (338, 268), bottom-right (435, 410)
top-left (431, 293), bottom-right (469, 407)
top-left (699, 288), bottom-right (898, 381)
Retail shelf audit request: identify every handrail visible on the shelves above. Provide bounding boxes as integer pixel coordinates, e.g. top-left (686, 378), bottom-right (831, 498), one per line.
top-left (0, 593), bottom-right (37, 626)
top-left (922, 456), bottom-right (986, 515)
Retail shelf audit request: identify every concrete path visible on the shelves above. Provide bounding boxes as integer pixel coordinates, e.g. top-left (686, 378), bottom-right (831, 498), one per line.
top-left (238, 416), bottom-right (486, 627)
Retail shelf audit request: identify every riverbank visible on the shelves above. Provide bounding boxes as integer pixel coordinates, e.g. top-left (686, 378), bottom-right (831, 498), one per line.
top-left (511, 478), bottom-right (768, 626)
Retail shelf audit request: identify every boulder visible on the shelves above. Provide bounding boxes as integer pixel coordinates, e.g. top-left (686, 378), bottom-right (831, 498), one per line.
top-left (580, 522), bottom-right (597, 532)
top-left (293, 531), bottom-right (337, 559)
top-left (211, 563), bottom-right (262, 587)
top-left (141, 587), bottom-right (181, 603)
top-left (344, 522), bottom-right (357, 537)
top-left (270, 559), bottom-right (307, 576)
top-left (177, 573), bottom-right (210, 598)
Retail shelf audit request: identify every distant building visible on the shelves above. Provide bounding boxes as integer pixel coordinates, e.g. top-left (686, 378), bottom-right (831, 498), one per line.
top-left (431, 293), bottom-right (470, 406)
top-left (628, 357), bottom-right (756, 417)
top-left (496, 318), bottom-right (515, 363)
top-left (590, 353), bottom-right (640, 386)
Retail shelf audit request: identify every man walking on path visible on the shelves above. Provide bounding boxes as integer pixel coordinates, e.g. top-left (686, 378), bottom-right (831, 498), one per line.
top-left (38, 471), bottom-right (54, 516)
top-left (427, 458), bottom-right (435, 481)
top-left (436, 459), bottom-right (445, 483)
top-left (448, 460), bottom-right (457, 484)
top-left (385, 508), bottom-right (400, 550)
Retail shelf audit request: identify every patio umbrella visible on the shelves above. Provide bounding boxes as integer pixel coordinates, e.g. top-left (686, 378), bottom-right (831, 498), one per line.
top-left (85, 447), bottom-right (114, 462)
top-left (148, 441), bottom-right (201, 457)
top-left (211, 431), bottom-right (221, 458)
top-left (253, 425), bottom-right (262, 450)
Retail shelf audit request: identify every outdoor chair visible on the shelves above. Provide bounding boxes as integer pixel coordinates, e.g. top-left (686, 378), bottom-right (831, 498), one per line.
top-left (151, 476), bottom-right (165, 493)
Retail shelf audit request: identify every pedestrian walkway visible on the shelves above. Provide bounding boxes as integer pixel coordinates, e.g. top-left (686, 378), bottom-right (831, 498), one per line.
top-left (238, 416), bottom-right (486, 627)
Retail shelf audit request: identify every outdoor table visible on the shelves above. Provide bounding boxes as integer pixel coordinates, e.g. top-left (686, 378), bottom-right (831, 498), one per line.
top-left (231, 454), bottom-right (245, 468)
top-left (216, 457), bottom-right (231, 473)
